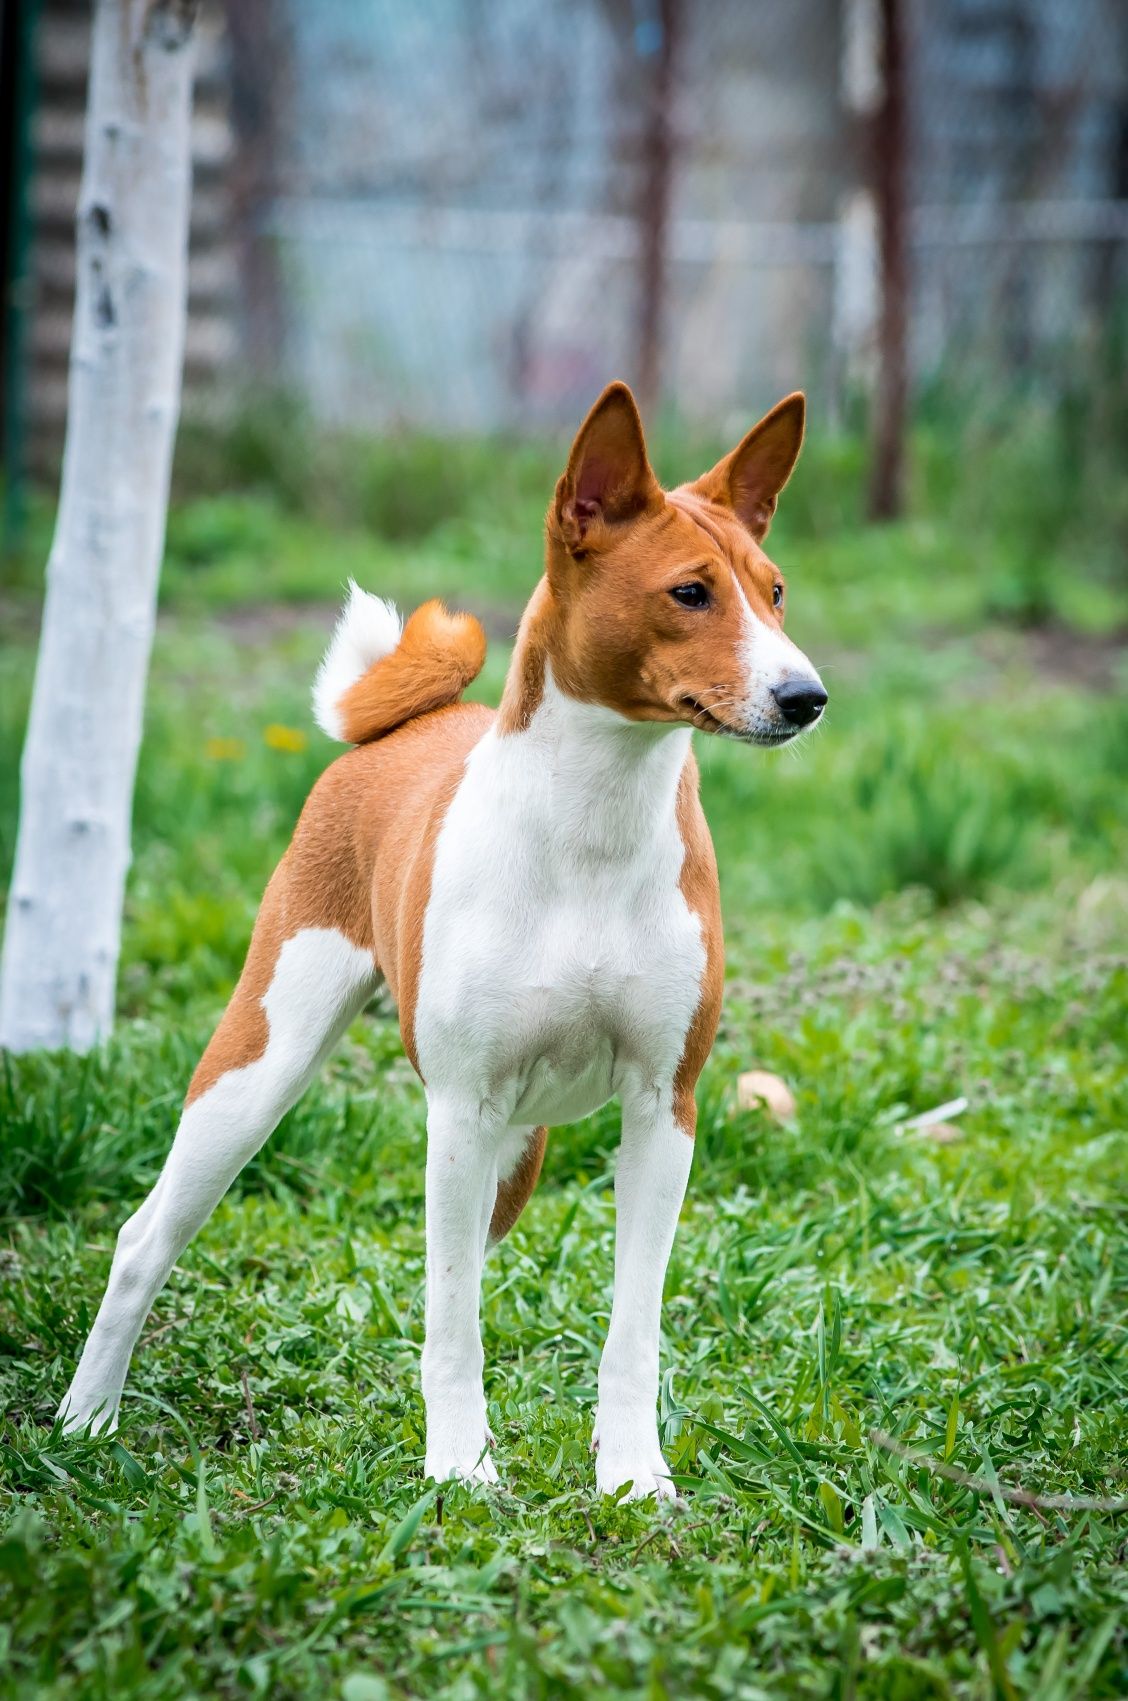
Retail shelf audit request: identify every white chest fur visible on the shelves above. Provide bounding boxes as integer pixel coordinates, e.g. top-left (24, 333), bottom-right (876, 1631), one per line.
top-left (413, 678), bottom-right (707, 1128)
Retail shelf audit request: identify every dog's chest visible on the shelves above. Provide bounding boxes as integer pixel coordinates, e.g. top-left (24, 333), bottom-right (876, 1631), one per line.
top-left (413, 723), bottom-right (706, 1124)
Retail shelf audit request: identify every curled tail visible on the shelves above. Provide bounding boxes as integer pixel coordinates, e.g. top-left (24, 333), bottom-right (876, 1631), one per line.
top-left (312, 581), bottom-right (487, 745)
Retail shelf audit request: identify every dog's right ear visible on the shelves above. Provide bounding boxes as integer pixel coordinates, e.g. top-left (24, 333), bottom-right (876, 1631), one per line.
top-left (555, 382), bottom-right (660, 552)
top-left (689, 393), bottom-right (806, 542)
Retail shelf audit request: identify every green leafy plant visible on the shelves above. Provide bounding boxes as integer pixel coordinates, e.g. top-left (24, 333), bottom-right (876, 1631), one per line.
top-left (814, 728), bottom-right (1036, 907)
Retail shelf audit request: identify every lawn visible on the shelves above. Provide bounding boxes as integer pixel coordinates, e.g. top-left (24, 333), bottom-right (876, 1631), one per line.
top-left (1, 408), bottom-right (1127, 1698)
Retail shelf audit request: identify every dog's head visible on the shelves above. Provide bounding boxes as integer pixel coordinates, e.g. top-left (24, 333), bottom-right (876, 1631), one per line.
top-left (543, 382), bottom-right (826, 746)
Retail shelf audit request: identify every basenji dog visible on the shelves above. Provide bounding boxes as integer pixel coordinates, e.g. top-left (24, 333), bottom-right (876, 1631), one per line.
top-left (60, 382), bottom-right (827, 1499)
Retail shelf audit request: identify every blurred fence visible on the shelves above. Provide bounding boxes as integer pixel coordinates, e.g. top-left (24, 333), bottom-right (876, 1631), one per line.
top-left (10, 0), bottom-right (1128, 460)
top-left (236, 0), bottom-right (1128, 437)
top-left (247, 0), bottom-right (847, 433)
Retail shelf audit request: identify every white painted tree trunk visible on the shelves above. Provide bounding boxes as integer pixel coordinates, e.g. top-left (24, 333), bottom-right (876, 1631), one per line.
top-left (831, 0), bottom-right (882, 413)
top-left (0, 0), bottom-right (198, 1052)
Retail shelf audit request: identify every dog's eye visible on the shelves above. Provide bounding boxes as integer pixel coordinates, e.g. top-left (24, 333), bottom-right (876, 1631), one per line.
top-left (772, 583), bottom-right (784, 608)
top-left (670, 582), bottom-right (710, 609)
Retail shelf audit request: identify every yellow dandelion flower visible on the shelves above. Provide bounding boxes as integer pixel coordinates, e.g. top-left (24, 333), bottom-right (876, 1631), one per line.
top-left (205, 736), bottom-right (246, 761)
top-left (264, 723), bottom-right (308, 753)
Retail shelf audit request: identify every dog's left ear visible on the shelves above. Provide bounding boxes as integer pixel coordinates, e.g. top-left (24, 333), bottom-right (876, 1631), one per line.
top-left (555, 381), bottom-right (660, 552)
top-left (690, 392), bottom-right (805, 542)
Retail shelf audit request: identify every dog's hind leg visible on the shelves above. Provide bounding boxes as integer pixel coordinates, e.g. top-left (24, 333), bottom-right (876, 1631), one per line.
top-left (58, 911), bottom-right (376, 1434)
top-left (487, 1125), bottom-right (547, 1247)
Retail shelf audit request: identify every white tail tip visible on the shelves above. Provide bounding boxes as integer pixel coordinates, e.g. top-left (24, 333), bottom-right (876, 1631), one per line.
top-left (312, 580), bottom-right (403, 741)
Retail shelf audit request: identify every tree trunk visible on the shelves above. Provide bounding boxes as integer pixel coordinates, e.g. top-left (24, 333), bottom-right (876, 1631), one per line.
top-left (831, 0), bottom-right (882, 424)
top-left (0, 0), bottom-right (198, 1052)
top-left (868, 0), bottom-right (908, 521)
top-left (634, 0), bottom-right (680, 418)
top-left (222, 0), bottom-right (284, 381)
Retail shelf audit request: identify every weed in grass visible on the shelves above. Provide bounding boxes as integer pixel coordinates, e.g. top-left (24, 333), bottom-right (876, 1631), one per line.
top-left (811, 727), bottom-right (1035, 909)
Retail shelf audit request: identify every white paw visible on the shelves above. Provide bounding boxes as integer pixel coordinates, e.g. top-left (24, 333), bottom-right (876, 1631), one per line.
top-left (595, 1451), bottom-right (677, 1501)
top-left (593, 1414), bottom-right (677, 1501)
top-left (425, 1438), bottom-right (499, 1487)
top-left (57, 1394), bottom-right (118, 1436)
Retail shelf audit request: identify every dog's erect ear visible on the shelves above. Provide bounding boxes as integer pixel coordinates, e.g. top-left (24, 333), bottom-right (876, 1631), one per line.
top-left (691, 392), bottom-right (805, 542)
top-left (555, 382), bottom-right (659, 551)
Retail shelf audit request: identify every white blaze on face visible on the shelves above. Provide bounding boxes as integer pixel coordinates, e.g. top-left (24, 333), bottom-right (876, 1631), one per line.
top-left (734, 580), bottom-right (825, 739)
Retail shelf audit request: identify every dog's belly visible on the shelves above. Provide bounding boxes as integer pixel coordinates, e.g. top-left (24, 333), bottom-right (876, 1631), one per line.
top-left (457, 942), bottom-right (690, 1126)
top-left (418, 897), bottom-right (706, 1119)
top-left (509, 1034), bottom-right (617, 1126)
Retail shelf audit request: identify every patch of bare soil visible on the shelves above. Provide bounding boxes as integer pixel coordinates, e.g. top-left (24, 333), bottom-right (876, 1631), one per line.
top-left (204, 597), bottom-right (523, 646)
top-left (205, 605), bottom-right (1127, 687)
top-left (7, 587), bottom-right (1124, 691)
top-left (974, 622), bottom-right (1128, 690)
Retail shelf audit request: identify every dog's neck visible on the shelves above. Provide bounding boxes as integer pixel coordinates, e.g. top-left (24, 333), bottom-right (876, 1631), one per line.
top-left (496, 578), bottom-right (691, 862)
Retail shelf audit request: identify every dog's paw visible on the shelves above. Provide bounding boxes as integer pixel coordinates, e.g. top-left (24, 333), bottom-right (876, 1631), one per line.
top-left (593, 1423), bottom-right (677, 1501)
top-left (56, 1393), bottom-right (118, 1436)
top-left (592, 1410), bottom-right (678, 1502)
top-left (595, 1451), bottom-right (677, 1502)
top-left (424, 1438), bottom-right (499, 1487)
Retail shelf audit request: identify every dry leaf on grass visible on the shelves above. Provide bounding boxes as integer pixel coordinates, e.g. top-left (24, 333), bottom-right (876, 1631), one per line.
top-left (736, 1070), bottom-right (797, 1121)
top-left (919, 1121), bottom-right (963, 1144)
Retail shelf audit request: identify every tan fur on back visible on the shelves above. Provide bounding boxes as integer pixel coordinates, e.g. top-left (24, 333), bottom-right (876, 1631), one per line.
top-left (188, 703), bottom-right (492, 1100)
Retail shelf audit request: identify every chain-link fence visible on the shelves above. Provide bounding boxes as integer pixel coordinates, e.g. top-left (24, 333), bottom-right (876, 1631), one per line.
top-left (10, 0), bottom-right (1128, 461)
top-left (228, 0), bottom-right (1128, 437)
top-left (908, 1), bottom-right (1128, 385)
top-left (246, 0), bottom-right (847, 433)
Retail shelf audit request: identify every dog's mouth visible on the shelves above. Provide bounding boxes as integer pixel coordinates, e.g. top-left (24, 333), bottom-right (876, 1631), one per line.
top-left (679, 696), bottom-right (798, 747)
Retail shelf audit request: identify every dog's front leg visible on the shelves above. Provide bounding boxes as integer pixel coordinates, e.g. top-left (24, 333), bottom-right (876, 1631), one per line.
top-left (421, 1097), bottom-right (501, 1485)
top-left (594, 1086), bottom-right (693, 1501)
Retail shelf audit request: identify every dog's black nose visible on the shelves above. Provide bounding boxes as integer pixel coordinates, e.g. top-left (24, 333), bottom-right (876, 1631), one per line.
top-left (771, 678), bottom-right (828, 727)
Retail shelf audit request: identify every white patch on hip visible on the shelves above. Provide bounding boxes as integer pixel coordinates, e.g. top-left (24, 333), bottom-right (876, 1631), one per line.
top-left (203, 926), bottom-right (377, 1112)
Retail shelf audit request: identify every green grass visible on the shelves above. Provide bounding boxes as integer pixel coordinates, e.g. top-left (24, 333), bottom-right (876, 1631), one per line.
top-left (1, 417), bottom-right (1127, 1698)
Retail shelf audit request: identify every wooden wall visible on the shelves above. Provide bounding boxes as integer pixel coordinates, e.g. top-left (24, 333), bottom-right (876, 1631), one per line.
top-left (26, 0), bottom-right (238, 469)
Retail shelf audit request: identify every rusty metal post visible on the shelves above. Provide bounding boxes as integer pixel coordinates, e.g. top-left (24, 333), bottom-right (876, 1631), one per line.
top-left (868, 0), bottom-right (908, 520)
top-left (223, 0), bottom-right (285, 381)
top-left (635, 0), bottom-right (680, 418)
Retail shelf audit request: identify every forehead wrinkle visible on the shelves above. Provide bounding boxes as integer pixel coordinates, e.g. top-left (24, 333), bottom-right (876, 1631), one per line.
top-left (667, 489), bottom-right (775, 608)
top-left (666, 488), bottom-right (732, 554)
